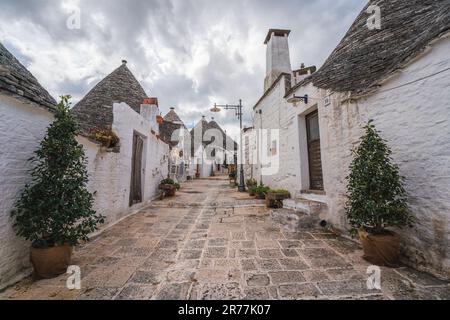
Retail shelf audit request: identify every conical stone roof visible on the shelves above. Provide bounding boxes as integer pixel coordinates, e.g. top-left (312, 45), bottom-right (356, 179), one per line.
top-left (0, 42), bottom-right (56, 111)
top-left (72, 61), bottom-right (148, 135)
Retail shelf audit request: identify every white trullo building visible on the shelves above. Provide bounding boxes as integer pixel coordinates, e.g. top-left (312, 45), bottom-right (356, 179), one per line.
top-left (72, 60), bottom-right (169, 229)
top-left (159, 107), bottom-right (193, 182)
top-left (253, 0), bottom-right (450, 279)
top-left (0, 43), bottom-right (57, 289)
top-left (190, 116), bottom-right (237, 178)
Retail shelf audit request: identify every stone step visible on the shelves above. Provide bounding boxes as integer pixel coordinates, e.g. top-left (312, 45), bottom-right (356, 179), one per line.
top-left (282, 197), bottom-right (328, 217)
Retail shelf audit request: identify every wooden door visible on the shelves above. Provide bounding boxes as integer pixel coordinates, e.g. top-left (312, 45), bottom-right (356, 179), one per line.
top-left (306, 110), bottom-right (324, 191)
top-left (129, 133), bottom-right (144, 206)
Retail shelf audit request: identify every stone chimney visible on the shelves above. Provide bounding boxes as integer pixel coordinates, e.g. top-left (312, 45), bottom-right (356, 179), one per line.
top-left (141, 97), bottom-right (160, 135)
top-left (264, 29), bottom-right (292, 92)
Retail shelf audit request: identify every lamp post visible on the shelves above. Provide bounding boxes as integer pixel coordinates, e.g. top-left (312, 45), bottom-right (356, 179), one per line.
top-left (211, 99), bottom-right (246, 192)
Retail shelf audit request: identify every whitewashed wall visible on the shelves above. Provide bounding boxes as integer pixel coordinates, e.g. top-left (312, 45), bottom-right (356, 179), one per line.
top-left (321, 37), bottom-right (450, 279)
top-left (255, 36), bottom-right (450, 279)
top-left (79, 102), bottom-right (169, 230)
top-left (0, 95), bottom-right (54, 289)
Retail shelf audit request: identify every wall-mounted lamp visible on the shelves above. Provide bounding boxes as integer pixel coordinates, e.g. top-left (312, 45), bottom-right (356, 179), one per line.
top-left (287, 94), bottom-right (308, 105)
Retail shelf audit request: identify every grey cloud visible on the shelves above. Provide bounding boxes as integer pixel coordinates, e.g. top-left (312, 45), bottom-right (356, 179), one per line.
top-left (0, 0), bottom-right (367, 135)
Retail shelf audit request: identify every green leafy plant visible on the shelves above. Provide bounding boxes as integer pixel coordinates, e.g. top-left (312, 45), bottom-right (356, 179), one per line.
top-left (254, 185), bottom-right (270, 196)
top-left (11, 96), bottom-right (105, 248)
top-left (345, 120), bottom-right (412, 236)
top-left (160, 178), bottom-right (176, 185)
top-left (229, 172), bottom-right (236, 179)
top-left (246, 178), bottom-right (257, 188)
top-left (269, 189), bottom-right (291, 196)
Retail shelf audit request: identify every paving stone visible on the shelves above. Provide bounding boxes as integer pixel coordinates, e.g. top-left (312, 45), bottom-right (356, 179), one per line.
top-left (301, 270), bottom-right (330, 282)
top-left (318, 280), bottom-right (380, 297)
top-left (281, 250), bottom-right (301, 260)
top-left (245, 274), bottom-right (270, 287)
top-left (258, 249), bottom-right (284, 259)
top-left (157, 239), bottom-right (179, 249)
top-left (269, 271), bottom-right (306, 285)
top-left (255, 259), bottom-right (283, 271)
top-left (244, 287), bottom-right (270, 300)
top-left (278, 240), bottom-right (303, 249)
top-left (156, 282), bottom-right (191, 300)
top-left (194, 283), bottom-right (243, 300)
top-left (128, 270), bottom-right (162, 285)
top-left (278, 284), bottom-right (321, 299)
top-left (240, 259), bottom-right (258, 271)
top-left (195, 269), bottom-right (229, 283)
top-left (326, 268), bottom-right (365, 281)
top-left (184, 240), bottom-right (206, 249)
top-left (208, 238), bottom-right (228, 246)
top-left (301, 240), bottom-right (327, 248)
top-left (92, 256), bottom-right (121, 266)
top-left (204, 247), bottom-right (228, 258)
top-left (77, 287), bottom-right (120, 300)
top-left (256, 240), bottom-right (280, 249)
top-left (179, 250), bottom-right (203, 260)
top-left (166, 270), bottom-right (196, 283)
top-left (279, 258), bottom-right (310, 271)
top-left (115, 285), bottom-right (156, 300)
top-left (238, 249), bottom-right (258, 258)
top-left (114, 238), bottom-right (138, 247)
top-left (241, 241), bottom-right (256, 249)
top-left (283, 232), bottom-right (315, 240)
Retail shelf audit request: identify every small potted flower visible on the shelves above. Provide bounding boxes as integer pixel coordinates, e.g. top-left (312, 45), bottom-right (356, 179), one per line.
top-left (266, 189), bottom-right (291, 208)
top-left (246, 179), bottom-right (257, 196)
top-left (156, 115), bottom-right (164, 124)
top-left (229, 171), bottom-right (236, 185)
top-left (159, 178), bottom-right (178, 197)
top-left (253, 185), bottom-right (270, 200)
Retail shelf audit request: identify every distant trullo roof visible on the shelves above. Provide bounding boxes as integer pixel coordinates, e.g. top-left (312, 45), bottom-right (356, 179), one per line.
top-left (0, 42), bottom-right (56, 110)
top-left (287, 0), bottom-right (450, 97)
top-left (72, 61), bottom-right (148, 135)
top-left (160, 108), bottom-right (190, 147)
top-left (190, 117), bottom-right (237, 156)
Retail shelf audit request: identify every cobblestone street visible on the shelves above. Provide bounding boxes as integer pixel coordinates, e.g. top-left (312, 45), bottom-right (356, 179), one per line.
top-left (1, 176), bottom-right (449, 300)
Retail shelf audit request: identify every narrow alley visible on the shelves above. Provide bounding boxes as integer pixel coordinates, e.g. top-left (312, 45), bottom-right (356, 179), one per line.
top-left (1, 176), bottom-right (448, 300)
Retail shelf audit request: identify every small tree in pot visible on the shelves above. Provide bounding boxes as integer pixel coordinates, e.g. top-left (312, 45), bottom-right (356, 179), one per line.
top-left (346, 120), bottom-right (413, 267)
top-left (11, 96), bottom-right (105, 279)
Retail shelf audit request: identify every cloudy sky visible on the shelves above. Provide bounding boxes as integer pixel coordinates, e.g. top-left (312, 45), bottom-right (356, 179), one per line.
top-left (0, 0), bottom-right (366, 139)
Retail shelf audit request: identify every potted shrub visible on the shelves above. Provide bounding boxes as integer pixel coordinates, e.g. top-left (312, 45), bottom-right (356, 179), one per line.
top-left (159, 178), bottom-right (178, 197)
top-left (346, 120), bottom-right (412, 267)
top-left (254, 185), bottom-right (270, 200)
top-left (266, 189), bottom-right (291, 208)
top-left (11, 96), bottom-right (105, 279)
top-left (229, 171), bottom-right (236, 185)
top-left (246, 179), bottom-right (257, 195)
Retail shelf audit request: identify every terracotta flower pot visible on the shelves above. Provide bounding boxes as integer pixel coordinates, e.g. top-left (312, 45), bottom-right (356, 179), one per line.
top-left (161, 184), bottom-right (176, 197)
top-left (30, 244), bottom-right (73, 279)
top-left (256, 193), bottom-right (266, 200)
top-left (358, 229), bottom-right (401, 267)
